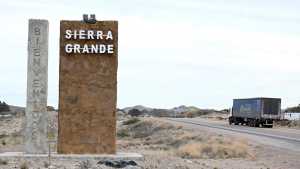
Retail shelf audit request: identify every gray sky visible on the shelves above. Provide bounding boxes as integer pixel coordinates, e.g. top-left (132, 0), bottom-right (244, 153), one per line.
top-left (0, 0), bottom-right (299, 109)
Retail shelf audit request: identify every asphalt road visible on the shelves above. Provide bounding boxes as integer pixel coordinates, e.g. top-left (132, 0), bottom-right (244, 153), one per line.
top-left (165, 118), bottom-right (300, 152)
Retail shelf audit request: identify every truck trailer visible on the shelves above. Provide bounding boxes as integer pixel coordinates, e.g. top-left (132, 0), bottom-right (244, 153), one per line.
top-left (229, 98), bottom-right (281, 128)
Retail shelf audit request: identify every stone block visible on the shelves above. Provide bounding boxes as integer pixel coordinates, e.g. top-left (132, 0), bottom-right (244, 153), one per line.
top-left (58, 20), bottom-right (118, 154)
top-left (25, 19), bottom-right (49, 154)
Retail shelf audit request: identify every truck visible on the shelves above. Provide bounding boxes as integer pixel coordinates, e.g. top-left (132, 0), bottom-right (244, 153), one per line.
top-left (229, 97), bottom-right (281, 128)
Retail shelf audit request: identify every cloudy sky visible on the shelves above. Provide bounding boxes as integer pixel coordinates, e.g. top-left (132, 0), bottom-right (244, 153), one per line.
top-left (0, 0), bottom-right (299, 109)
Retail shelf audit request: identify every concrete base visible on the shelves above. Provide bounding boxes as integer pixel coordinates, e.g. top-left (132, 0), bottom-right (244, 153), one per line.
top-left (0, 152), bottom-right (143, 161)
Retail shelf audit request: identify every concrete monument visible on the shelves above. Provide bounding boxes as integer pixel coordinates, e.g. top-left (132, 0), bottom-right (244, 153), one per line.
top-left (25, 19), bottom-right (49, 154)
top-left (58, 16), bottom-right (118, 154)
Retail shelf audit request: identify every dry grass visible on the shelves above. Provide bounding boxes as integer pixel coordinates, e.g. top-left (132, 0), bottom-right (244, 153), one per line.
top-left (122, 118), bottom-right (140, 125)
top-left (0, 134), bottom-right (22, 147)
top-left (275, 120), bottom-right (300, 128)
top-left (176, 138), bottom-right (250, 159)
top-left (118, 118), bottom-right (253, 159)
top-left (128, 119), bottom-right (175, 138)
top-left (117, 128), bottom-right (130, 138)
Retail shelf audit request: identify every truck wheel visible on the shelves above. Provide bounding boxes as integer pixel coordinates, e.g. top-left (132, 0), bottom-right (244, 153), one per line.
top-left (229, 117), bottom-right (233, 125)
top-left (234, 118), bottom-right (239, 125)
top-left (249, 120), bottom-right (255, 127)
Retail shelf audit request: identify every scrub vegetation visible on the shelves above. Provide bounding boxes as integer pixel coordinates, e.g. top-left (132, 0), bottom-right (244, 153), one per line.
top-left (118, 118), bottom-right (253, 159)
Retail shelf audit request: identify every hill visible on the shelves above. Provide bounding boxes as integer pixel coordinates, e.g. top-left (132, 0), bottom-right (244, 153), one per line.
top-left (120, 105), bottom-right (227, 118)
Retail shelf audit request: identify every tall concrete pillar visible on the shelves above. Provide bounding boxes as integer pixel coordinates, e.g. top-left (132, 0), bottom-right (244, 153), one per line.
top-left (25, 19), bottom-right (49, 154)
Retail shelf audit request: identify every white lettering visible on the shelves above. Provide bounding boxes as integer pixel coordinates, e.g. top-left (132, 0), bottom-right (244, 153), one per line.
top-left (99, 44), bottom-right (106, 53)
top-left (64, 44), bottom-right (115, 54)
top-left (74, 31), bottom-right (77, 39)
top-left (87, 30), bottom-right (94, 39)
top-left (106, 31), bottom-right (113, 40)
top-left (82, 44), bottom-right (89, 53)
top-left (79, 30), bottom-right (85, 39)
top-left (91, 44), bottom-right (98, 53)
top-left (65, 44), bottom-right (73, 53)
top-left (65, 30), bottom-right (72, 39)
top-left (64, 30), bottom-right (114, 40)
top-left (73, 44), bottom-right (80, 53)
top-left (107, 44), bottom-right (114, 53)
top-left (96, 31), bottom-right (103, 39)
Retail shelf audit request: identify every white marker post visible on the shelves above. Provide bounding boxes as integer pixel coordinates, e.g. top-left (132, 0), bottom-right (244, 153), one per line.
top-left (25, 19), bottom-right (49, 154)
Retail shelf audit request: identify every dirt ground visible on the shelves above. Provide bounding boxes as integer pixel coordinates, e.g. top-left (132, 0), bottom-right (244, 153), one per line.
top-left (0, 115), bottom-right (300, 169)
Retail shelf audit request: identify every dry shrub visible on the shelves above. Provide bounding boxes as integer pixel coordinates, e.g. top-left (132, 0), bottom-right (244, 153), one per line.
top-left (117, 129), bottom-right (130, 138)
top-left (0, 159), bottom-right (8, 165)
top-left (129, 119), bottom-right (174, 138)
top-left (43, 161), bottom-right (49, 168)
top-left (0, 134), bottom-right (22, 146)
top-left (119, 118), bottom-right (253, 159)
top-left (20, 161), bottom-right (29, 169)
top-left (176, 131), bottom-right (200, 141)
top-left (177, 142), bottom-right (203, 158)
top-left (123, 118), bottom-right (140, 125)
top-left (185, 112), bottom-right (194, 118)
top-left (275, 120), bottom-right (300, 128)
top-left (1, 139), bottom-right (6, 146)
top-left (177, 137), bottom-right (250, 159)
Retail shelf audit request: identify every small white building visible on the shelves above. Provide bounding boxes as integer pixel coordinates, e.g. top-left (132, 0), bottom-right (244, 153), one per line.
top-left (284, 112), bottom-right (300, 120)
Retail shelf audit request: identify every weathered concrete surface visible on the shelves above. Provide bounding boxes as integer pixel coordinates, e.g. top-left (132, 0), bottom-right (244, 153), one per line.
top-left (25, 19), bottom-right (49, 154)
top-left (0, 152), bottom-right (142, 160)
top-left (58, 21), bottom-right (118, 154)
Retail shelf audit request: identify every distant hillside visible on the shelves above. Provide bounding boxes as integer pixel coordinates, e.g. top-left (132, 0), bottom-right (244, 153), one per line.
top-left (0, 101), bottom-right (25, 116)
top-left (0, 101), bottom-right (10, 113)
top-left (121, 105), bottom-right (227, 117)
top-left (122, 105), bottom-right (153, 113)
top-left (9, 105), bottom-right (25, 115)
top-left (285, 104), bottom-right (300, 112)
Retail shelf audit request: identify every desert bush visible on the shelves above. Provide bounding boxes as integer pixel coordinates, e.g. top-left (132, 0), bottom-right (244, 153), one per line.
top-left (181, 110), bottom-right (214, 118)
top-left (20, 162), bottom-right (29, 169)
top-left (129, 120), bottom-right (155, 138)
top-left (293, 120), bottom-right (300, 128)
top-left (0, 134), bottom-right (22, 146)
top-left (47, 106), bottom-right (56, 111)
top-left (43, 161), bottom-right (49, 168)
top-left (1, 140), bottom-right (6, 146)
top-left (129, 120), bottom-right (174, 138)
top-left (275, 119), bottom-right (300, 128)
top-left (177, 142), bottom-right (203, 158)
top-left (185, 112), bottom-right (194, 118)
top-left (177, 138), bottom-right (250, 159)
top-left (0, 159), bottom-right (8, 165)
top-left (128, 109), bottom-right (143, 117)
top-left (0, 101), bottom-right (9, 113)
top-left (123, 118), bottom-right (140, 125)
top-left (78, 160), bottom-right (92, 169)
top-left (119, 118), bottom-right (252, 159)
top-left (117, 129), bottom-right (130, 138)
